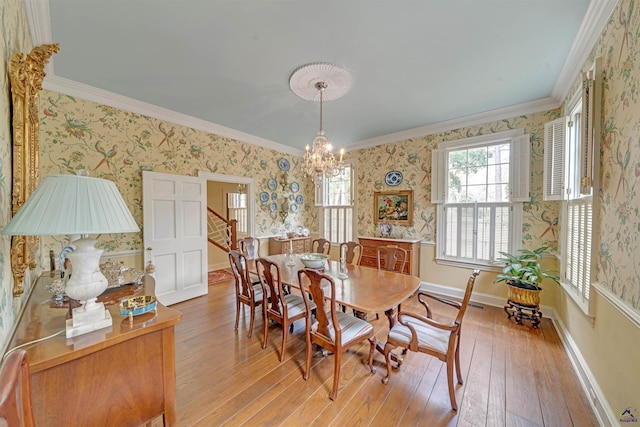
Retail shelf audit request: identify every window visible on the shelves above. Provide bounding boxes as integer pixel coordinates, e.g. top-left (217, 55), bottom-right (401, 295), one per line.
top-left (318, 163), bottom-right (355, 244)
top-left (544, 60), bottom-right (601, 315)
top-left (227, 192), bottom-right (247, 234)
top-left (432, 130), bottom-right (530, 268)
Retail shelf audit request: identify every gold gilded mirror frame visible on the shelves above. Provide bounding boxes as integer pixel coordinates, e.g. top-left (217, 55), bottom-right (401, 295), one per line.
top-left (9, 43), bottom-right (59, 296)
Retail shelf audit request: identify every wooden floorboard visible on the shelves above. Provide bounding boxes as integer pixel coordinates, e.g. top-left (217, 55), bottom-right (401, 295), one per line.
top-left (163, 278), bottom-right (600, 427)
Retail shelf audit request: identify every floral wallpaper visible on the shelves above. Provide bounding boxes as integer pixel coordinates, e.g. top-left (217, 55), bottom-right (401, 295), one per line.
top-left (38, 91), bottom-right (315, 254)
top-left (1, 0), bottom-right (639, 357)
top-left (586, 0), bottom-right (640, 313)
top-left (0, 0), bottom-right (33, 350)
top-left (350, 113), bottom-right (561, 249)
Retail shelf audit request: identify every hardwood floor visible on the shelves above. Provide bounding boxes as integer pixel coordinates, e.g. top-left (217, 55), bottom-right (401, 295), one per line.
top-left (164, 278), bottom-right (599, 427)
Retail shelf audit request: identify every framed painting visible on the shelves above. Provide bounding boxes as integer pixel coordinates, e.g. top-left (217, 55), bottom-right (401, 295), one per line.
top-left (374, 190), bottom-right (413, 225)
top-left (9, 44), bottom-right (59, 295)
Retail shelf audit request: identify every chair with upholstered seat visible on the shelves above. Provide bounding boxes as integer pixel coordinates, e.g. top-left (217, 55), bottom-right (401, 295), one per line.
top-left (339, 241), bottom-right (362, 265)
top-left (239, 236), bottom-right (260, 260)
top-left (298, 268), bottom-right (376, 400)
top-left (256, 258), bottom-right (315, 362)
top-left (229, 250), bottom-right (267, 338)
top-left (311, 238), bottom-right (331, 255)
top-left (0, 350), bottom-right (35, 427)
top-left (376, 244), bottom-right (407, 273)
top-left (382, 270), bottom-right (480, 411)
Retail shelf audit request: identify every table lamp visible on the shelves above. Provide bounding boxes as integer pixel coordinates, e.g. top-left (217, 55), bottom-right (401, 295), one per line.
top-left (2, 173), bottom-right (140, 338)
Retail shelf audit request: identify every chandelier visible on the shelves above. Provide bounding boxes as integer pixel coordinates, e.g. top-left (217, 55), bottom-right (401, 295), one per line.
top-left (303, 82), bottom-right (344, 181)
top-left (289, 63), bottom-right (352, 182)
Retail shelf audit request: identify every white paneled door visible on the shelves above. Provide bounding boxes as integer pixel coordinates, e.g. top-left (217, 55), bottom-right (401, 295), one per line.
top-left (143, 171), bottom-right (208, 305)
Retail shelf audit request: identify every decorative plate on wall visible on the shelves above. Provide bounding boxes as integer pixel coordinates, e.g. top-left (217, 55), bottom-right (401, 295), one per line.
top-left (291, 182), bottom-right (300, 192)
top-left (289, 194), bottom-right (295, 201)
top-left (268, 178), bottom-right (278, 190)
top-left (290, 204), bottom-right (298, 213)
top-left (269, 202), bottom-right (278, 212)
top-left (260, 192), bottom-right (269, 202)
top-left (385, 170), bottom-right (403, 186)
top-left (296, 195), bottom-right (303, 204)
top-left (278, 158), bottom-right (290, 171)
top-left (271, 192), bottom-right (278, 200)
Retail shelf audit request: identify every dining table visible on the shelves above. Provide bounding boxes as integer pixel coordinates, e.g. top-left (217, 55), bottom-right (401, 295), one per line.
top-left (257, 253), bottom-right (422, 360)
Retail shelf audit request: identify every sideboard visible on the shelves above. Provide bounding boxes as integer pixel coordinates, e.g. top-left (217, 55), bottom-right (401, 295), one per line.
top-left (358, 236), bottom-right (421, 276)
top-left (6, 274), bottom-right (182, 426)
top-left (269, 236), bottom-right (312, 255)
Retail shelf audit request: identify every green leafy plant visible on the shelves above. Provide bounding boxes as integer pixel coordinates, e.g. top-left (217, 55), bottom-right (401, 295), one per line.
top-left (494, 246), bottom-right (560, 290)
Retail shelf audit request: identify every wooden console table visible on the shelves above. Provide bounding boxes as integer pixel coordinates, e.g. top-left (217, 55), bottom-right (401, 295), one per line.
top-left (358, 236), bottom-right (421, 276)
top-left (6, 273), bottom-right (182, 426)
top-left (269, 236), bottom-right (312, 255)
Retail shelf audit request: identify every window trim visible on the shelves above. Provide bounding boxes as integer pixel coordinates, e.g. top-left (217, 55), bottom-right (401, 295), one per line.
top-left (433, 129), bottom-right (528, 268)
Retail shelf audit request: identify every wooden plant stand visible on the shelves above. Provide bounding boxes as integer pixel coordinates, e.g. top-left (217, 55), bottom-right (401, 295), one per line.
top-left (504, 299), bottom-right (542, 328)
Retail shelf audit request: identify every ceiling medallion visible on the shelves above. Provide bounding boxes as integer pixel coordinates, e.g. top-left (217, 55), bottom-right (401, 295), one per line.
top-left (290, 63), bottom-right (351, 182)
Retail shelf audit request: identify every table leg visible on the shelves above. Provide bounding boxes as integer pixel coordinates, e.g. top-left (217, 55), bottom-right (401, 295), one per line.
top-left (374, 307), bottom-right (403, 365)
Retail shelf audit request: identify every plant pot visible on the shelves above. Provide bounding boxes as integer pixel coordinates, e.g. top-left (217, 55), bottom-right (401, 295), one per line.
top-left (507, 282), bottom-right (541, 307)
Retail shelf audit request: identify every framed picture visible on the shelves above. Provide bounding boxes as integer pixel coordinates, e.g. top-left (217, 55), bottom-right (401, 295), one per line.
top-left (374, 190), bottom-right (413, 225)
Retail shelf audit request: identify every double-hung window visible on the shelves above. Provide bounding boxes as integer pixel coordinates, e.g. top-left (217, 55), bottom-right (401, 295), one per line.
top-left (227, 192), bottom-right (247, 234)
top-left (432, 130), bottom-right (530, 268)
top-left (544, 59), bottom-right (600, 315)
top-left (317, 163), bottom-right (355, 244)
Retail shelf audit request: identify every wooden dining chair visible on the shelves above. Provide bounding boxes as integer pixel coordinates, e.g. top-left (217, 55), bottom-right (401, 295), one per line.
top-left (298, 268), bottom-right (376, 400)
top-left (0, 350), bottom-right (36, 427)
top-left (229, 250), bottom-right (267, 338)
top-left (339, 241), bottom-right (363, 265)
top-left (311, 238), bottom-right (331, 255)
top-left (239, 236), bottom-right (260, 260)
top-left (382, 270), bottom-right (480, 411)
top-left (376, 245), bottom-right (407, 273)
top-left (256, 258), bottom-right (315, 362)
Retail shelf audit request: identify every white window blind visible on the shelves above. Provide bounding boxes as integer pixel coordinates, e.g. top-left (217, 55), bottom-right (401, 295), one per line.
top-left (565, 197), bottom-right (592, 302)
top-left (543, 117), bottom-right (568, 201)
top-left (318, 163), bottom-right (355, 243)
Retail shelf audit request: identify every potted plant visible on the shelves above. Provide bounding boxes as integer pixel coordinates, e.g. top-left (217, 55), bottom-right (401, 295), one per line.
top-left (494, 246), bottom-right (560, 307)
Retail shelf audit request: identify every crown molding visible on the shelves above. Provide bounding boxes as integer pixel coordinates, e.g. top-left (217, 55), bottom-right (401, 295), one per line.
top-left (27, 0), bottom-right (615, 155)
top-left (347, 97), bottom-right (559, 151)
top-left (552, 0), bottom-right (619, 103)
top-left (43, 75), bottom-right (303, 156)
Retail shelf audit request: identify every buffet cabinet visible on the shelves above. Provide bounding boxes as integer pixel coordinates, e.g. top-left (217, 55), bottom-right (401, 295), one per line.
top-left (7, 274), bottom-right (181, 426)
top-left (358, 236), bottom-right (421, 276)
top-left (269, 236), bottom-right (312, 255)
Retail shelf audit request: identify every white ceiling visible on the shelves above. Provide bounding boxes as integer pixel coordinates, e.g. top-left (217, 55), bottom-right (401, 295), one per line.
top-left (28, 1), bottom-right (616, 155)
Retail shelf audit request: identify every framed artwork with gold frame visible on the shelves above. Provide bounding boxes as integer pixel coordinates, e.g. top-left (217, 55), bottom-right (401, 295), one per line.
top-left (374, 190), bottom-right (413, 225)
top-left (8, 43), bottom-right (59, 295)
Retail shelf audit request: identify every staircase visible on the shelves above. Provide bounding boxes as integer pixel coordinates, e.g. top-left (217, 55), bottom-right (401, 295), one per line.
top-left (207, 207), bottom-right (238, 252)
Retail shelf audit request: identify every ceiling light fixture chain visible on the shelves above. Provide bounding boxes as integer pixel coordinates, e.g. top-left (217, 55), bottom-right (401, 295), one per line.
top-left (303, 81), bottom-right (344, 182)
top-left (290, 63), bottom-right (351, 183)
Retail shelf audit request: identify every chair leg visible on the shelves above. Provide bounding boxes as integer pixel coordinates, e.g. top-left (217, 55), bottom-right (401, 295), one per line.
top-left (331, 350), bottom-right (342, 400)
top-left (261, 310), bottom-right (269, 349)
top-left (367, 337), bottom-right (377, 374)
top-left (280, 321), bottom-right (288, 362)
top-left (381, 341), bottom-right (396, 385)
top-left (248, 304), bottom-right (255, 338)
top-left (303, 325), bottom-right (312, 381)
top-left (455, 335), bottom-right (463, 385)
top-left (446, 354), bottom-right (458, 411)
top-left (234, 299), bottom-right (240, 330)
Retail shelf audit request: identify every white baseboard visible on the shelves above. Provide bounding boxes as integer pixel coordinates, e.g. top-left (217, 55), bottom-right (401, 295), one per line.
top-left (551, 315), bottom-right (617, 427)
top-left (420, 281), bottom-right (616, 426)
top-left (208, 262), bottom-right (229, 272)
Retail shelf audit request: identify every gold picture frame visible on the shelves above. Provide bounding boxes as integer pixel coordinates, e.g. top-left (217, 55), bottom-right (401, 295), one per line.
top-left (374, 190), bottom-right (413, 225)
top-left (9, 43), bottom-right (59, 295)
